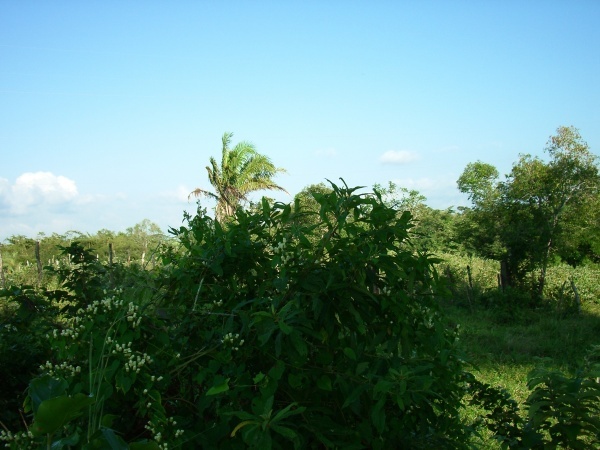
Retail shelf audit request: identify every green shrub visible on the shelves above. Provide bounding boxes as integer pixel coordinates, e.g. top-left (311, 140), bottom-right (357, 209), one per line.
top-left (5, 182), bottom-right (597, 448)
top-left (2, 182), bottom-right (475, 449)
top-left (0, 285), bottom-right (57, 430)
top-left (156, 181), bottom-right (471, 448)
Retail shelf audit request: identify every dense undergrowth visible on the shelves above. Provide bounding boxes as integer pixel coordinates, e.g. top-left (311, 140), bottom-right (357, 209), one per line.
top-left (0, 183), bottom-right (599, 449)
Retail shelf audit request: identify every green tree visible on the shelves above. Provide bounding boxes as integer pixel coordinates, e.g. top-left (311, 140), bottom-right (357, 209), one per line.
top-left (190, 132), bottom-right (288, 221)
top-left (502, 126), bottom-right (599, 294)
top-left (457, 126), bottom-right (600, 296)
top-left (374, 181), bottom-right (460, 253)
top-left (374, 181), bottom-right (427, 218)
top-left (456, 162), bottom-right (506, 261)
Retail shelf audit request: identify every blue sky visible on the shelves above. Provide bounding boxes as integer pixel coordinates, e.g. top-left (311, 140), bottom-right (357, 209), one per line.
top-left (1, 1), bottom-right (599, 240)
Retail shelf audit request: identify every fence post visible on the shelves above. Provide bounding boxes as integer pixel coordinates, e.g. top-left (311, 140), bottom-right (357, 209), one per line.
top-left (570, 278), bottom-right (582, 314)
top-left (35, 240), bottom-right (43, 286)
top-left (0, 245), bottom-right (5, 288)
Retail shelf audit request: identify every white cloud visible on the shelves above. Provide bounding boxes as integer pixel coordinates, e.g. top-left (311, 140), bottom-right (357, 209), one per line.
top-left (379, 150), bottom-right (419, 164)
top-left (389, 176), bottom-right (468, 209)
top-left (159, 185), bottom-right (193, 203)
top-left (0, 174), bottom-right (196, 240)
top-left (392, 177), bottom-right (455, 191)
top-left (0, 172), bottom-right (79, 215)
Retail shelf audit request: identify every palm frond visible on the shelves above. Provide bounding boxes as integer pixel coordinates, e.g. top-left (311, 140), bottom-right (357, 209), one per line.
top-left (188, 188), bottom-right (219, 201)
top-left (197, 132), bottom-right (288, 221)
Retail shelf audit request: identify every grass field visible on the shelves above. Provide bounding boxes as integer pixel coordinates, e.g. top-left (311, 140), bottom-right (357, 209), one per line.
top-left (439, 254), bottom-right (600, 448)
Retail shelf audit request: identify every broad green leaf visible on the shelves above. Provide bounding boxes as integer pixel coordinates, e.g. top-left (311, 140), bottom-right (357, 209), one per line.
top-left (288, 373), bottom-right (303, 389)
top-left (398, 380), bottom-right (407, 396)
top-left (116, 373), bottom-right (133, 394)
top-left (342, 385), bottom-right (368, 409)
top-left (278, 319), bottom-right (292, 335)
top-left (355, 362), bottom-right (370, 376)
top-left (290, 330), bottom-right (308, 357)
top-left (101, 414), bottom-right (119, 428)
top-left (29, 376), bottom-right (68, 413)
top-left (374, 379), bottom-right (394, 395)
top-left (50, 431), bottom-right (79, 449)
top-left (371, 397), bottom-right (386, 434)
top-left (396, 397), bottom-right (405, 411)
top-left (272, 402), bottom-right (306, 423)
top-left (317, 375), bottom-right (332, 391)
top-left (271, 424), bottom-right (298, 440)
top-left (268, 360), bottom-right (285, 381)
top-left (206, 378), bottom-right (230, 396)
top-left (343, 347), bottom-right (357, 361)
top-left (99, 427), bottom-right (128, 450)
top-left (32, 394), bottom-right (95, 436)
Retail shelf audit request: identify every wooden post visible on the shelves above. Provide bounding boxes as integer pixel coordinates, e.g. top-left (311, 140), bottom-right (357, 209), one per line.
top-left (35, 240), bottom-right (43, 286)
top-left (108, 242), bottom-right (114, 287)
top-left (466, 265), bottom-right (474, 311)
top-left (466, 265), bottom-right (473, 291)
top-left (570, 279), bottom-right (582, 314)
top-left (0, 246), bottom-right (5, 288)
top-left (499, 260), bottom-right (511, 291)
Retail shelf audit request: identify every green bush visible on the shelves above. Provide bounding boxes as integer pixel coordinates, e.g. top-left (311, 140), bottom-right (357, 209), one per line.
top-left (1, 182), bottom-right (473, 449)
top-left (0, 285), bottom-right (56, 429)
top-left (157, 181), bottom-right (471, 448)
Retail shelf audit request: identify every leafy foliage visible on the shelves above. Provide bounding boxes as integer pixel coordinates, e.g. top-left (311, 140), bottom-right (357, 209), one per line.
top-left (457, 126), bottom-right (600, 298)
top-left (189, 132), bottom-right (288, 221)
top-left (161, 179), bottom-right (470, 448)
top-left (1, 181), bottom-right (474, 449)
top-left (2, 179), bottom-right (599, 449)
top-left (469, 353), bottom-right (600, 449)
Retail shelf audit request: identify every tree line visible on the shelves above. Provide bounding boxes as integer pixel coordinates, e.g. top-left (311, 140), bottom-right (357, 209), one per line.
top-left (3, 126), bottom-right (599, 301)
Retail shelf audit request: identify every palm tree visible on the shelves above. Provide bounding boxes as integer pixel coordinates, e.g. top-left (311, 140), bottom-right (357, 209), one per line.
top-left (190, 132), bottom-right (288, 221)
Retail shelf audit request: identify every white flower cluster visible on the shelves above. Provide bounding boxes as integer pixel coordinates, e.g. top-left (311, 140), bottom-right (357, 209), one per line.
top-left (109, 339), bottom-right (153, 374)
top-left (58, 288), bottom-right (146, 339)
top-left (38, 360), bottom-right (81, 377)
top-left (86, 292), bottom-right (125, 315)
top-left (272, 237), bottom-right (293, 265)
top-left (125, 301), bottom-right (142, 328)
top-left (0, 429), bottom-right (35, 449)
top-left (144, 417), bottom-right (184, 449)
top-left (222, 332), bottom-right (244, 351)
top-left (50, 292), bottom-right (129, 342)
top-left (414, 305), bottom-right (437, 330)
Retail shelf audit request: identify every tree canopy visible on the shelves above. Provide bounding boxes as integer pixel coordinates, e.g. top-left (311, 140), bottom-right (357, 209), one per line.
top-left (457, 126), bottom-right (600, 295)
top-left (190, 132), bottom-right (288, 221)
